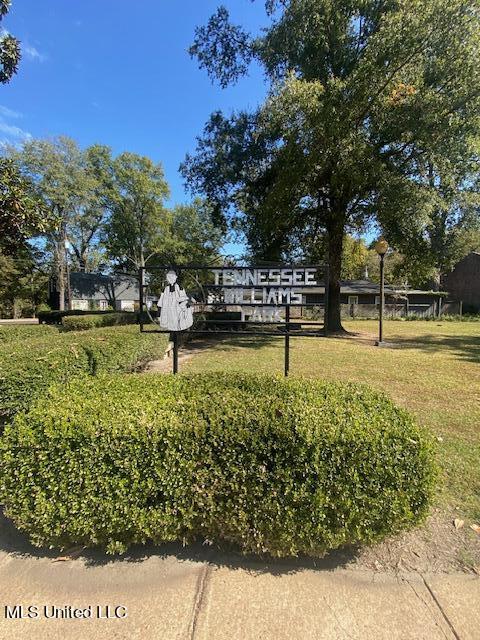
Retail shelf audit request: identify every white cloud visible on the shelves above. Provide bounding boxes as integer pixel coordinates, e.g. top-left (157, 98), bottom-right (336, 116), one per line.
top-left (0, 122), bottom-right (31, 140)
top-left (23, 45), bottom-right (47, 63)
top-left (0, 122), bottom-right (27, 137)
top-left (0, 105), bottom-right (31, 147)
top-left (0, 105), bottom-right (22, 119)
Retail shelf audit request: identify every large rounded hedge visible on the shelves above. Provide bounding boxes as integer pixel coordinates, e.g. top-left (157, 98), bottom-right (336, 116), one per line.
top-left (0, 326), bottom-right (168, 418)
top-left (0, 372), bottom-right (436, 556)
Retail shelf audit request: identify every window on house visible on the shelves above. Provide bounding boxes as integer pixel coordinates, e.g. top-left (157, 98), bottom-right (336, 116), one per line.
top-left (375, 296), bottom-right (380, 306)
top-left (348, 296), bottom-right (359, 305)
top-left (99, 300), bottom-right (108, 310)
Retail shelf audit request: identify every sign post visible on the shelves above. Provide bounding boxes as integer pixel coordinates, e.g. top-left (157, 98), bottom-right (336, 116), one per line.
top-left (172, 332), bottom-right (179, 374)
top-left (285, 305), bottom-right (290, 377)
top-left (139, 264), bottom-right (328, 376)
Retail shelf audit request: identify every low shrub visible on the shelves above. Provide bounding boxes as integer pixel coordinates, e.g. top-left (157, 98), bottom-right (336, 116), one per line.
top-left (0, 326), bottom-right (168, 418)
top-left (403, 313), bottom-right (480, 322)
top-left (0, 324), bottom-right (58, 344)
top-left (38, 310), bottom-right (125, 325)
top-left (61, 312), bottom-right (137, 331)
top-left (0, 373), bottom-right (436, 556)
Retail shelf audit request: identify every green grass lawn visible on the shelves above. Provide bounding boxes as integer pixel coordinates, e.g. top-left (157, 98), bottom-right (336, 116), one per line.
top-left (184, 320), bottom-right (480, 521)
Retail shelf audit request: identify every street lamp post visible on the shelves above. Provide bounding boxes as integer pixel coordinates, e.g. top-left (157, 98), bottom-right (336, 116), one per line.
top-left (374, 238), bottom-right (389, 346)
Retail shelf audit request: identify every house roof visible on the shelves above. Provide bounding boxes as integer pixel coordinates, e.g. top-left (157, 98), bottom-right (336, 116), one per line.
top-left (301, 280), bottom-right (395, 295)
top-left (295, 280), bottom-right (387, 295)
top-left (70, 272), bottom-right (139, 302)
top-left (340, 279), bottom-right (396, 294)
top-left (447, 251), bottom-right (480, 274)
top-left (299, 280), bottom-right (445, 296)
top-left (393, 289), bottom-right (446, 296)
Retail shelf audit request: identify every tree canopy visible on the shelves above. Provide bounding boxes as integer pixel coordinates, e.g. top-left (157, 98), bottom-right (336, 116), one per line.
top-left (0, 157), bottom-right (52, 252)
top-left (104, 152), bottom-right (171, 270)
top-left (167, 199), bottom-right (225, 266)
top-left (9, 137), bottom-right (113, 308)
top-left (0, 0), bottom-right (20, 84)
top-left (183, 0), bottom-right (480, 330)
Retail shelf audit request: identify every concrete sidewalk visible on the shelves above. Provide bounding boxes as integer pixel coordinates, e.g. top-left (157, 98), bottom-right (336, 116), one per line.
top-left (0, 318), bottom-right (39, 325)
top-left (0, 545), bottom-right (478, 640)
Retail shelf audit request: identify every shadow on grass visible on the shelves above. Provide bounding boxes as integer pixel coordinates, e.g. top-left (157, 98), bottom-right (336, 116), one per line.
top-left (0, 508), bottom-right (360, 576)
top-left (394, 333), bottom-right (480, 364)
top-left (187, 334), bottom-right (282, 353)
top-left (187, 329), bottom-right (329, 351)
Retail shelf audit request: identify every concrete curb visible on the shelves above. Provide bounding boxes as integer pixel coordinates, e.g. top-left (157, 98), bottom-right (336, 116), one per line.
top-left (1, 549), bottom-right (478, 640)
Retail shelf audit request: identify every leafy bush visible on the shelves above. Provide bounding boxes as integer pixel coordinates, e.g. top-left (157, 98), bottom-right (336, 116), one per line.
top-left (38, 310), bottom-right (128, 325)
top-left (403, 313), bottom-right (480, 322)
top-left (35, 303), bottom-right (51, 314)
top-left (0, 373), bottom-right (436, 556)
top-left (61, 312), bottom-right (137, 331)
top-left (349, 314), bottom-right (480, 322)
top-left (0, 324), bottom-right (58, 344)
top-left (0, 326), bottom-right (168, 418)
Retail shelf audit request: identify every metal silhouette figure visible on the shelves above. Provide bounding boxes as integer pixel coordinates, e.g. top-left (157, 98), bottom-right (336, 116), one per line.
top-left (157, 270), bottom-right (193, 331)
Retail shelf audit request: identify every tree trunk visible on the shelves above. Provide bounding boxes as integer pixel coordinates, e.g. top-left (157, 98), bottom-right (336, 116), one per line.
top-left (57, 254), bottom-right (65, 311)
top-left (56, 223), bottom-right (67, 311)
top-left (326, 216), bottom-right (345, 333)
top-left (66, 249), bottom-right (72, 311)
top-left (431, 269), bottom-right (441, 292)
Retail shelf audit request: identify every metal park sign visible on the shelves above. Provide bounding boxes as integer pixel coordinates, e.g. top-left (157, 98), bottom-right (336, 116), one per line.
top-left (211, 267), bottom-right (319, 303)
top-left (139, 264), bottom-right (328, 375)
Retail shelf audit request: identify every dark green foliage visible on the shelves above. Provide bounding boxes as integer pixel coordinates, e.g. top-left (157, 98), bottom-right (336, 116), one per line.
top-left (184, 0), bottom-right (480, 330)
top-left (189, 7), bottom-right (253, 88)
top-left (0, 158), bottom-right (52, 250)
top-left (0, 326), bottom-right (168, 418)
top-left (61, 312), bottom-right (137, 331)
top-left (403, 314), bottom-right (480, 322)
top-left (0, 373), bottom-right (436, 556)
top-left (0, 1), bottom-right (20, 84)
top-left (38, 310), bottom-right (134, 325)
top-left (0, 245), bottom-right (51, 319)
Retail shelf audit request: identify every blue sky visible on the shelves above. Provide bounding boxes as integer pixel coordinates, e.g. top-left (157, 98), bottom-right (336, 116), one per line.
top-left (1, 0), bottom-right (270, 255)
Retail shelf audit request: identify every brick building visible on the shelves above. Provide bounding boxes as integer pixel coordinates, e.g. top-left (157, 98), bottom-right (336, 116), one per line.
top-left (443, 252), bottom-right (480, 313)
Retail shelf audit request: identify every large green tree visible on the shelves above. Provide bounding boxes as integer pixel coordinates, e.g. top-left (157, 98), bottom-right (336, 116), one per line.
top-left (10, 138), bottom-right (114, 309)
top-left (67, 144), bottom-right (114, 272)
top-left (104, 155), bottom-right (224, 271)
top-left (183, 0), bottom-right (480, 331)
top-left (0, 157), bottom-right (51, 250)
top-left (167, 199), bottom-right (225, 265)
top-left (0, 156), bottom-right (55, 318)
top-left (381, 159), bottom-right (480, 288)
top-left (104, 152), bottom-right (171, 271)
top-left (0, 0), bottom-right (20, 84)
top-left (0, 245), bottom-right (49, 318)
